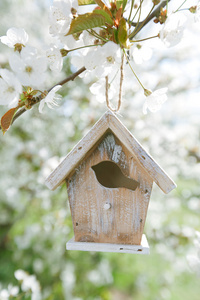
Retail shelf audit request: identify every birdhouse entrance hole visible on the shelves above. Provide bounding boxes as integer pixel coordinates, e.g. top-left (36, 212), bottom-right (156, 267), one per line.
top-left (91, 161), bottom-right (139, 191)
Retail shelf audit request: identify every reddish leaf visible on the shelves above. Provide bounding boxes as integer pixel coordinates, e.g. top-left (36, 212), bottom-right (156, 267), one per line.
top-left (1, 107), bottom-right (18, 134)
top-left (95, 0), bottom-right (113, 18)
top-left (115, 7), bottom-right (123, 27)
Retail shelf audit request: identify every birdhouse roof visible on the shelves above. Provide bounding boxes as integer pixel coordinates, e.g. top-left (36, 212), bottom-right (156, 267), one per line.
top-left (45, 110), bottom-right (176, 194)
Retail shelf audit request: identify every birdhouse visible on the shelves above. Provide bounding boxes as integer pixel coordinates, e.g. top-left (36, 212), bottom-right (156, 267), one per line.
top-left (45, 111), bottom-right (176, 254)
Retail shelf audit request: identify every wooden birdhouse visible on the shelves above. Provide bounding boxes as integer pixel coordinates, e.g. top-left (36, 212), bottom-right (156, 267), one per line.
top-left (45, 111), bottom-right (176, 254)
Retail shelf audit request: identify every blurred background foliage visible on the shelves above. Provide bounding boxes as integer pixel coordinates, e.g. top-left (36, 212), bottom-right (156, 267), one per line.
top-left (0, 0), bottom-right (200, 299)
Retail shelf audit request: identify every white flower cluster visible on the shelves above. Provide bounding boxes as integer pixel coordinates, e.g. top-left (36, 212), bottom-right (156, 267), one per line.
top-left (0, 284), bottom-right (19, 300)
top-left (0, 269), bottom-right (41, 300)
top-left (0, 27), bottom-right (62, 112)
top-left (15, 269), bottom-right (42, 300)
top-left (187, 231), bottom-right (200, 277)
top-left (0, 0), bottom-right (199, 116)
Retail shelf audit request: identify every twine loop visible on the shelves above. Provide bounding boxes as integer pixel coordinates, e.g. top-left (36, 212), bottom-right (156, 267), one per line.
top-left (105, 53), bottom-right (124, 113)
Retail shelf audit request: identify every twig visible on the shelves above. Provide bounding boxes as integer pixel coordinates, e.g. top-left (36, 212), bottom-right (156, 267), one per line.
top-left (129, 0), bottom-right (171, 38)
top-left (0, 1), bottom-right (171, 130)
top-left (0, 66), bottom-right (86, 130)
top-left (48, 66), bottom-right (86, 92)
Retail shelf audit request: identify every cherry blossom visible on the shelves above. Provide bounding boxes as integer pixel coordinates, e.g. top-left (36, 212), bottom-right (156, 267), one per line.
top-left (0, 285), bottom-right (19, 300)
top-left (159, 13), bottom-right (186, 47)
top-left (143, 88), bottom-right (168, 114)
top-left (0, 27), bottom-right (28, 50)
top-left (46, 44), bottom-right (63, 72)
top-left (196, 5), bottom-right (200, 22)
top-left (0, 0), bottom-right (198, 118)
top-left (0, 69), bottom-right (22, 108)
top-left (9, 46), bottom-right (47, 88)
top-left (187, 231), bottom-right (200, 277)
top-left (39, 85), bottom-right (62, 113)
top-left (14, 269), bottom-right (28, 281)
top-left (84, 41), bottom-right (122, 78)
top-left (191, 3), bottom-right (200, 22)
top-left (49, 0), bottom-right (78, 38)
top-left (130, 44), bottom-right (153, 65)
top-left (90, 77), bottom-right (118, 103)
top-left (15, 269), bottom-right (41, 300)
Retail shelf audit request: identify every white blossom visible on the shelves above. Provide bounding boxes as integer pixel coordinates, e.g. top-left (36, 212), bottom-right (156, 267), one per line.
top-left (84, 41), bottom-right (121, 77)
top-left (0, 289), bottom-right (9, 300)
top-left (14, 269), bottom-right (41, 300)
top-left (82, 28), bottom-right (101, 47)
top-left (8, 285), bottom-right (19, 297)
top-left (60, 34), bottom-right (84, 50)
top-left (39, 85), bottom-right (62, 113)
top-left (193, 4), bottom-right (200, 22)
top-left (46, 44), bottom-right (63, 72)
top-left (9, 46), bottom-right (47, 88)
top-left (0, 69), bottom-right (22, 107)
top-left (130, 44), bottom-right (152, 65)
top-left (14, 269), bottom-right (28, 281)
top-left (21, 275), bottom-right (40, 293)
top-left (143, 87), bottom-right (168, 114)
top-left (187, 255), bottom-right (200, 276)
top-left (159, 13), bottom-right (186, 47)
top-left (90, 78), bottom-right (116, 103)
top-left (0, 27), bottom-right (28, 48)
top-left (49, 0), bottom-right (78, 37)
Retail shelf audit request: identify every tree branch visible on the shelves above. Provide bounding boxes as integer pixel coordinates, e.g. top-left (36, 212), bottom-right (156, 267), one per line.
top-left (47, 66), bottom-right (86, 93)
top-left (129, 0), bottom-right (171, 39)
top-left (0, 66), bottom-right (86, 131)
top-left (0, 1), bottom-right (171, 132)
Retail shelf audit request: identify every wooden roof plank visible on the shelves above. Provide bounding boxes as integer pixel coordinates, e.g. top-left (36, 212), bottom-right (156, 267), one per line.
top-left (107, 112), bottom-right (177, 194)
top-left (45, 110), bottom-right (176, 193)
top-left (45, 112), bottom-right (109, 190)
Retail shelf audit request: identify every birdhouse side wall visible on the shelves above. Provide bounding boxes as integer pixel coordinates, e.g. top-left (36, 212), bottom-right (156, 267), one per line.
top-left (67, 132), bottom-right (153, 245)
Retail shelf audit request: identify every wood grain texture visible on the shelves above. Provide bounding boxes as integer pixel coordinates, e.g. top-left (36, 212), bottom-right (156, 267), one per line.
top-left (45, 112), bottom-right (109, 191)
top-left (66, 234), bottom-right (150, 254)
top-left (45, 110), bottom-right (176, 194)
top-left (67, 132), bottom-right (153, 245)
top-left (107, 113), bottom-right (177, 194)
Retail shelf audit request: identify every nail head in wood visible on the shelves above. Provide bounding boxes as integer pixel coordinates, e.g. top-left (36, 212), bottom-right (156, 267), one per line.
top-left (104, 203), bottom-right (111, 210)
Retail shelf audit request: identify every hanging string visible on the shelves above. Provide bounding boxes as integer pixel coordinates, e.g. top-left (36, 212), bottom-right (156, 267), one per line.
top-left (105, 52), bottom-right (124, 113)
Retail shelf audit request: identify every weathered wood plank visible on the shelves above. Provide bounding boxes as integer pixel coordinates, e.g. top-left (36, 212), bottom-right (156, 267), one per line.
top-left (45, 112), bottom-right (109, 190)
top-left (107, 112), bottom-right (176, 194)
top-left (67, 132), bottom-right (152, 245)
top-left (45, 110), bottom-right (176, 193)
top-left (66, 234), bottom-right (150, 254)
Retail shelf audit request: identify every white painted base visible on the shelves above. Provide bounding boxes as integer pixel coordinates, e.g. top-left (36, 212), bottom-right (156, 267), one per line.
top-left (66, 234), bottom-right (150, 254)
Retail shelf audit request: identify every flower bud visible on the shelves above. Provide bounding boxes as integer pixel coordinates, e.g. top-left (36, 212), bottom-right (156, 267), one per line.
top-left (144, 88), bottom-right (152, 97)
top-left (60, 49), bottom-right (69, 57)
top-left (153, 0), bottom-right (160, 5)
top-left (189, 6), bottom-right (197, 14)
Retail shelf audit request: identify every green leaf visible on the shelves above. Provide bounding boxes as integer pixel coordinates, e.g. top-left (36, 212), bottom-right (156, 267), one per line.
top-left (94, 9), bottom-right (114, 25)
top-left (116, 0), bottom-right (123, 10)
top-left (113, 28), bottom-right (119, 44)
top-left (122, 0), bottom-right (128, 10)
top-left (118, 17), bottom-right (128, 47)
top-left (66, 12), bottom-right (107, 36)
top-left (78, 0), bottom-right (96, 5)
top-left (116, 0), bottom-right (128, 11)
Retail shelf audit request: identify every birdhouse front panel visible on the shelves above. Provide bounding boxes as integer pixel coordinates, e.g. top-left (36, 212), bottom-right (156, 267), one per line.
top-left (67, 132), bottom-right (153, 245)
